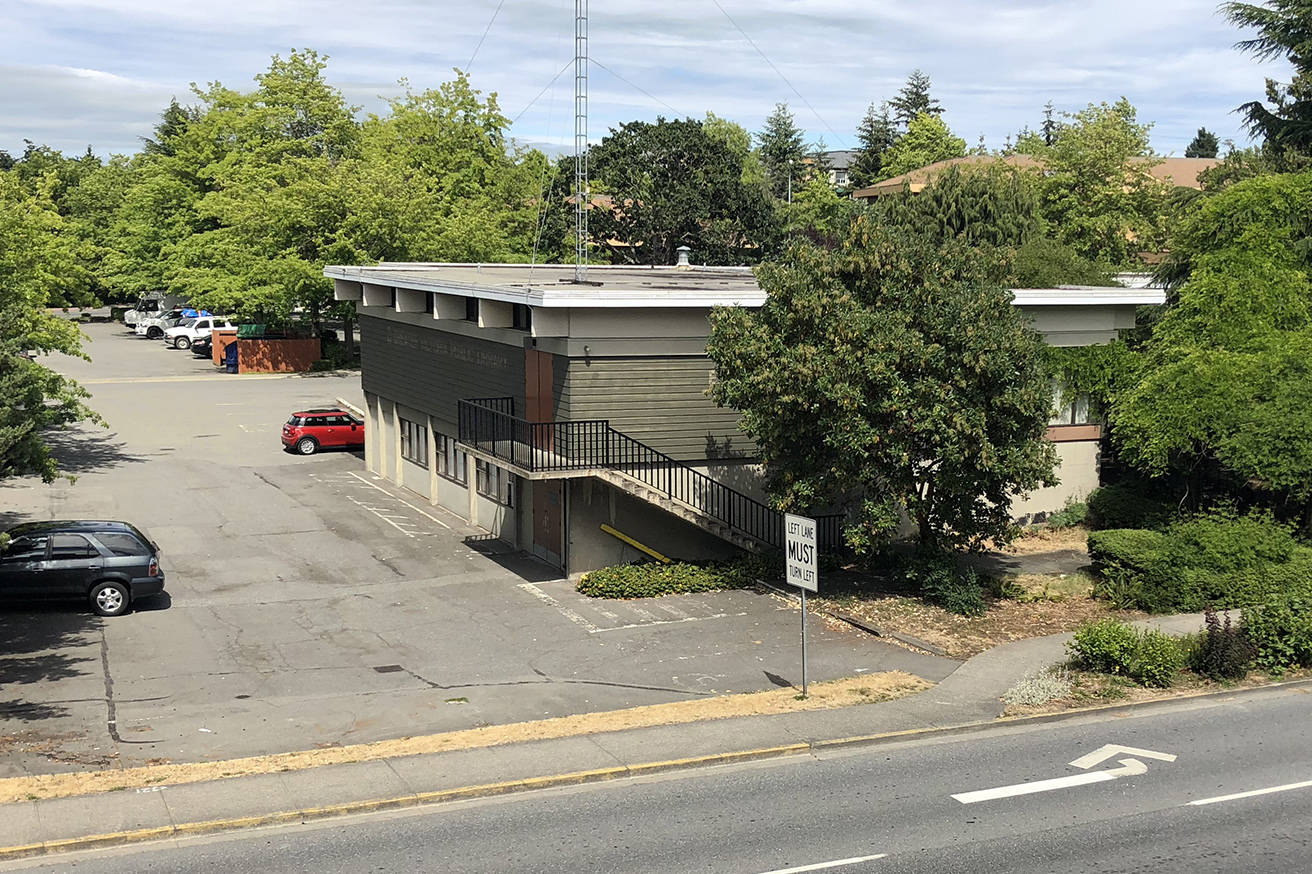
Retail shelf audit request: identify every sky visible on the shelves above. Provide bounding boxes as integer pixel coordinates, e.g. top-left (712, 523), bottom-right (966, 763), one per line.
top-left (2, 0), bottom-right (1291, 161)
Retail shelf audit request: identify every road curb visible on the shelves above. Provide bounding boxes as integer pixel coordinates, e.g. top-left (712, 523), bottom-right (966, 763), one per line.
top-left (5, 682), bottom-right (1309, 860)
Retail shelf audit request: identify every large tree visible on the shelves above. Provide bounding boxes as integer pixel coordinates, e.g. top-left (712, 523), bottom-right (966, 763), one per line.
top-left (706, 218), bottom-right (1057, 556)
top-left (0, 173), bottom-right (100, 481)
top-left (755, 102), bottom-right (808, 200)
top-left (849, 102), bottom-right (897, 188)
top-left (1035, 98), bottom-right (1169, 264)
top-left (877, 112), bottom-right (967, 180)
top-left (584, 117), bottom-right (779, 265)
top-left (1113, 170), bottom-right (1312, 528)
top-left (888, 70), bottom-right (944, 128)
top-left (1223, 1), bottom-right (1312, 155)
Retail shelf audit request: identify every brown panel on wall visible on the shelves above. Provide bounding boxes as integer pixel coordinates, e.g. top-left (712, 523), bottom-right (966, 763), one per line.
top-left (1045, 424), bottom-right (1103, 443)
top-left (525, 349), bottom-right (555, 422)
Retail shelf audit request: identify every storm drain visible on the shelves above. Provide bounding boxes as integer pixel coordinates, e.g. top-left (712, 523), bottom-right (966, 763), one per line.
top-left (372, 664), bottom-right (404, 673)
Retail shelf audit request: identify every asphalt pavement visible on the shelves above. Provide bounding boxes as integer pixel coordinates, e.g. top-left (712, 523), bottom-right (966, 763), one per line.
top-left (4, 682), bottom-right (1307, 873)
top-left (0, 323), bottom-right (953, 775)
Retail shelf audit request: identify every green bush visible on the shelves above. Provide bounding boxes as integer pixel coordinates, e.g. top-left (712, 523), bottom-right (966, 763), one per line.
top-left (577, 558), bottom-right (763, 599)
top-left (1188, 607), bottom-right (1255, 680)
top-left (1045, 499), bottom-right (1089, 529)
top-left (1088, 511), bottom-right (1312, 613)
top-left (1242, 596), bottom-right (1312, 672)
top-left (905, 551), bottom-right (987, 616)
top-left (1086, 484), bottom-right (1176, 530)
top-left (1068, 618), bottom-right (1186, 687)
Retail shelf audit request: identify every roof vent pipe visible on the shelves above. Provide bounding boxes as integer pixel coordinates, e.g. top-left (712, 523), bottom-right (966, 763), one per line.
top-left (675, 246), bottom-right (691, 269)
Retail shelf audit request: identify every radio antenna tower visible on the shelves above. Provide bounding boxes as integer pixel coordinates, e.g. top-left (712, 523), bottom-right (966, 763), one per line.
top-left (573, 0), bottom-right (589, 282)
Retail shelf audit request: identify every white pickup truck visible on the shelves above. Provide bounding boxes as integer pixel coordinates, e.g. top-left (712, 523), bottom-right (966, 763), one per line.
top-left (162, 316), bottom-right (235, 350)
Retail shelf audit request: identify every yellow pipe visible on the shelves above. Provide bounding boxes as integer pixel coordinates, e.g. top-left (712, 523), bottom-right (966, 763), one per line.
top-left (600, 524), bottom-right (671, 563)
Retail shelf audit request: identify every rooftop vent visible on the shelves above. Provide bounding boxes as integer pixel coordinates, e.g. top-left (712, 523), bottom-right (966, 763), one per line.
top-left (675, 246), bottom-right (692, 269)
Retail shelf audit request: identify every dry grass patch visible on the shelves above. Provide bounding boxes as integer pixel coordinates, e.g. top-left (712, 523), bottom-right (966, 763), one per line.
top-left (995, 525), bottom-right (1091, 556)
top-left (0, 672), bottom-right (930, 805)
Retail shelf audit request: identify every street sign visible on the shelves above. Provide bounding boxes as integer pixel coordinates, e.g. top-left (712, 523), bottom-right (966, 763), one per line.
top-left (785, 513), bottom-right (818, 592)
top-left (784, 513), bottom-right (819, 697)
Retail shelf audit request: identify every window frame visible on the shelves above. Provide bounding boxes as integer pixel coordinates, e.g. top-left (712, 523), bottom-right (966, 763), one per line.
top-left (399, 417), bottom-right (429, 468)
top-left (475, 459), bottom-right (515, 507)
top-left (435, 434), bottom-right (468, 485)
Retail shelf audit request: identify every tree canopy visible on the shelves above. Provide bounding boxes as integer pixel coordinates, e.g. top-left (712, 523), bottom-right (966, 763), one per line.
top-left (1223, 1), bottom-right (1312, 155)
top-left (755, 103), bottom-right (809, 200)
top-left (878, 113), bottom-right (967, 180)
top-left (888, 70), bottom-right (944, 128)
top-left (1186, 127), bottom-right (1221, 158)
top-left (584, 117), bottom-right (779, 265)
top-left (706, 217), bottom-right (1057, 556)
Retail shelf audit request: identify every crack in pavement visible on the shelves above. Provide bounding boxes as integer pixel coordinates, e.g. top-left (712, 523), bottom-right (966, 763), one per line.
top-left (400, 666), bottom-right (703, 697)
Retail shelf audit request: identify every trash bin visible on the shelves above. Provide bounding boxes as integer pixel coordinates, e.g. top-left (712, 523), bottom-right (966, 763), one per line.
top-left (224, 341), bottom-right (239, 373)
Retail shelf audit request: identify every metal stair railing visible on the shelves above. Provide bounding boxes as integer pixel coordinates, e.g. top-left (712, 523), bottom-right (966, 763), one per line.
top-left (458, 398), bottom-right (843, 550)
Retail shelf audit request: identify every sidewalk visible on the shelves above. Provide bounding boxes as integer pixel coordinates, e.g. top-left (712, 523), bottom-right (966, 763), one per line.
top-left (0, 613), bottom-right (1213, 859)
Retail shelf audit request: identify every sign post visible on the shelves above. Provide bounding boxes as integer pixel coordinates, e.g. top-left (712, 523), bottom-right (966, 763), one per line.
top-left (784, 513), bottom-right (818, 697)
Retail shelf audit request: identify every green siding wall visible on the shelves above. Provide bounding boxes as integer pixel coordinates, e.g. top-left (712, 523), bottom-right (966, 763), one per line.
top-left (558, 356), bottom-right (754, 461)
top-left (360, 316), bottom-right (525, 430)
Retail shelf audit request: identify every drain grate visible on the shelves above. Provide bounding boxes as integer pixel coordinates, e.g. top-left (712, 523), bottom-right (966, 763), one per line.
top-left (372, 664), bottom-right (404, 674)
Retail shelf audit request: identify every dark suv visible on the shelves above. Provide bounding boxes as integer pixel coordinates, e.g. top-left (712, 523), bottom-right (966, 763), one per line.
top-left (0, 521), bottom-right (165, 616)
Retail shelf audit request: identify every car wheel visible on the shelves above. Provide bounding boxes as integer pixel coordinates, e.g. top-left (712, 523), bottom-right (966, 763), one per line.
top-left (296, 437), bottom-right (318, 455)
top-left (175, 336), bottom-right (192, 350)
top-left (146, 326), bottom-right (163, 339)
top-left (90, 581), bottom-right (131, 617)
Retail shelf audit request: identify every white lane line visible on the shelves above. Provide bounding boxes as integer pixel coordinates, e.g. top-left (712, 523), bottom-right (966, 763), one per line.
top-left (518, 583), bottom-right (601, 633)
top-left (347, 470), bottom-right (451, 529)
top-left (1189, 779), bottom-right (1312, 806)
top-left (755, 854), bottom-right (888, 874)
top-left (952, 770), bottom-right (1120, 804)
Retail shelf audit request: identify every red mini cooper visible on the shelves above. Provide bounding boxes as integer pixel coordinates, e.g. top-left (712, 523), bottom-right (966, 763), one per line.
top-left (282, 408), bottom-right (365, 455)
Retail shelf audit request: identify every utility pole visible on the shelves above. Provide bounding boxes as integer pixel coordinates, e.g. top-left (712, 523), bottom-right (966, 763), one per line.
top-left (573, 0), bottom-right (589, 283)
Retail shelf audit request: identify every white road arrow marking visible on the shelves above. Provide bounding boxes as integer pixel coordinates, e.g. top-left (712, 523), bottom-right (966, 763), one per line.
top-left (1069, 744), bottom-right (1177, 769)
top-left (953, 745), bottom-right (1174, 805)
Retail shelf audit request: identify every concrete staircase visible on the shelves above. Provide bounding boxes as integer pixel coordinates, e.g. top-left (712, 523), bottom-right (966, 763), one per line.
top-left (594, 468), bottom-right (771, 554)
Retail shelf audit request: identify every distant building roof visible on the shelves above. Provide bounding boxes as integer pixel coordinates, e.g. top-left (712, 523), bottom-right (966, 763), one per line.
top-left (820, 150), bottom-right (858, 171)
top-left (851, 154), bottom-right (1220, 199)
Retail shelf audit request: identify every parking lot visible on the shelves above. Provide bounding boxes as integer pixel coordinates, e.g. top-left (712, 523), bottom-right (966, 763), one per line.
top-left (0, 322), bottom-right (957, 776)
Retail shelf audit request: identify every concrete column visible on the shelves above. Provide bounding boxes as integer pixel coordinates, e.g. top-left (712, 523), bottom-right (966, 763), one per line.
top-left (434, 293), bottom-right (465, 320)
top-left (366, 393), bottom-right (381, 475)
top-left (426, 414), bottom-right (439, 505)
top-left (390, 400), bottom-right (402, 484)
top-left (478, 299), bottom-right (512, 329)
top-left (396, 289), bottom-right (427, 313)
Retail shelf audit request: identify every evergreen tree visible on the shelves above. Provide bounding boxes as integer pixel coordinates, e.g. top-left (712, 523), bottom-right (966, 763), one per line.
top-left (140, 99), bottom-right (199, 158)
top-left (755, 102), bottom-right (808, 200)
top-left (1042, 101), bottom-right (1060, 146)
top-left (888, 70), bottom-right (943, 128)
top-left (1223, 1), bottom-right (1312, 155)
top-left (849, 102), bottom-right (897, 188)
top-left (1185, 127), bottom-right (1221, 158)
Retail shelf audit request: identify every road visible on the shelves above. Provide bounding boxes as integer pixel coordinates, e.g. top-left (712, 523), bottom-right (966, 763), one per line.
top-left (6, 688), bottom-right (1310, 873)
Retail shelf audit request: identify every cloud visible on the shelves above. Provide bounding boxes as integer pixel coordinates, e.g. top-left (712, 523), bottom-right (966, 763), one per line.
top-left (2, 0), bottom-right (1287, 157)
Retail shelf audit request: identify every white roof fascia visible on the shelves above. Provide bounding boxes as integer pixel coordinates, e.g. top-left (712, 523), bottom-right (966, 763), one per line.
top-left (1011, 288), bottom-right (1166, 306)
top-left (326, 266), bottom-right (1164, 309)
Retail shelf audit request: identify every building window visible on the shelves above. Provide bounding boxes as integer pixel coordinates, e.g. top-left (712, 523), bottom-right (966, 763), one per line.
top-left (465, 297), bottom-right (479, 322)
top-left (512, 303), bottom-right (532, 331)
top-left (400, 417), bottom-right (428, 468)
top-left (1050, 383), bottom-right (1093, 425)
top-left (435, 434), bottom-right (468, 485)
top-left (475, 459), bottom-right (515, 506)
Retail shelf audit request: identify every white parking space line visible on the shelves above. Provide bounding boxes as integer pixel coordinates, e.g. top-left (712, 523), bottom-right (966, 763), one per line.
top-left (346, 495), bottom-right (415, 538)
top-left (1189, 779), bottom-right (1312, 806)
top-left (518, 583), bottom-right (601, 633)
top-left (755, 854), bottom-right (888, 874)
top-left (347, 471), bottom-right (452, 529)
top-left (589, 613), bottom-right (743, 633)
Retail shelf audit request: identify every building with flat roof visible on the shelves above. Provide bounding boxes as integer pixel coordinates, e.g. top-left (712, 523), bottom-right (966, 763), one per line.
top-left (328, 261), bottom-right (1163, 573)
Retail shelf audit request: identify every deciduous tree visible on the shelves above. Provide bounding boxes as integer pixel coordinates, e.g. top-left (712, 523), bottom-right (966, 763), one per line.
top-left (707, 218), bottom-right (1057, 556)
top-left (878, 113), bottom-right (967, 180)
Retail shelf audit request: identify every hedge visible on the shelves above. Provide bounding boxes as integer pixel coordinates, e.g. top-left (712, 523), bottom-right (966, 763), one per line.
top-left (1087, 511), bottom-right (1312, 613)
top-left (577, 558), bottom-right (768, 599)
